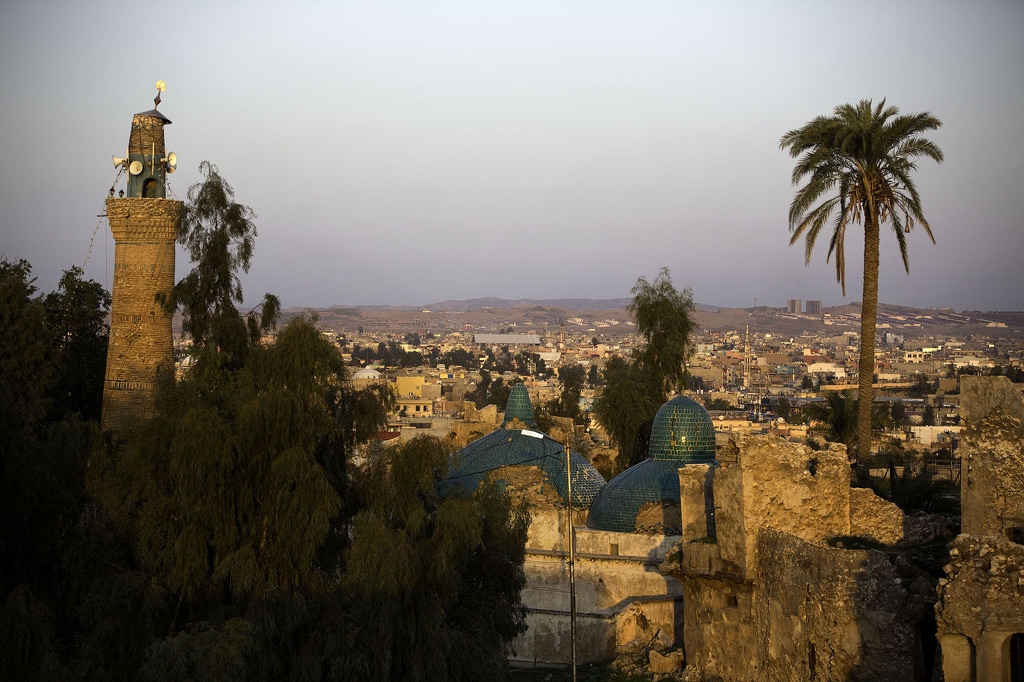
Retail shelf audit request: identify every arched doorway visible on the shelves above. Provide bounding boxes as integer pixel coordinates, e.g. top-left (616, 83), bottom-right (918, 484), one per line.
top-left (1010, 633), bottom-right (1024, 682)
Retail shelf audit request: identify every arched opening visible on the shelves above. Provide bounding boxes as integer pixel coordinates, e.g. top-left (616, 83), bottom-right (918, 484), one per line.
top-left (142, 178), bottom-right (159, 198)
top-left (1009, 633), bottom-right (1024, 682)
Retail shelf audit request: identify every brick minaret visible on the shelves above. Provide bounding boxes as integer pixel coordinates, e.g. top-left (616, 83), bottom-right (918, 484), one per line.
top-left (101, 85), bottom-right (183, 430)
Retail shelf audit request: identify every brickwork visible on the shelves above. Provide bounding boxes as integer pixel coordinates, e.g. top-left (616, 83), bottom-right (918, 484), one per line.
top-left (101, 197), bottom-right (182, 430)
top-left (128, 114), bottom-right (167, 157)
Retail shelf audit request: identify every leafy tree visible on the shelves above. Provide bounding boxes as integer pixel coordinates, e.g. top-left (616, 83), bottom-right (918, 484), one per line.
top-left (593, 268), bottom-right (697, 471)
top-left (593, 356), bottom-right (663, 470)
top-left (587, 363), bottom-right (603, 387)
top-left (629, 267), bottom-right (697, 393)
top-left (0, 259), bottom-right (99, 679)
top-left (404, 332), bottom-right (421, 347)
top-left (804, 391), bottom-right (859, 447)
top-left (703, 397), bottom-right (733, 412)
top-left (891, 401), bottom-right (908, 429)
top-left (774, 397), bottom-right (791, 420)
top-left (922, 404), bottom-right (936, 426)
top-left (163, 161), bottom-right (280, 366)
top-left (549, 364), bottom-right (586, 424)
top-left (41, 266), bottom-right (111, 422)
top-left (781, 99), bottom-right (943, 463)
top-left (338, 437), bottom-right (528, 680)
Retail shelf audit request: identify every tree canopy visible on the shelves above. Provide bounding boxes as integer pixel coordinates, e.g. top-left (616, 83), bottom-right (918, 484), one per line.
top-left (594, 268), bottom-right (697, 471)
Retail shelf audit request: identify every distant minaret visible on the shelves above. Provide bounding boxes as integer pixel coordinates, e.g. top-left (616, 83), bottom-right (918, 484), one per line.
top-left (101, 82), bottom-right (183, 430)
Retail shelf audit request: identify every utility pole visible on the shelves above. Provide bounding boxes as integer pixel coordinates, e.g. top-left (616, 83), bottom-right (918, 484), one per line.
top-left (564, 433), bottom-right (577, 682)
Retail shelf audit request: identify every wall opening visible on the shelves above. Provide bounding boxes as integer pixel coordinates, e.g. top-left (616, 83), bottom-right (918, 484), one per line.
top-left (142, 178), bottom-right (159, 198)
top-left (1009, 633), bottom-right (1024, 682)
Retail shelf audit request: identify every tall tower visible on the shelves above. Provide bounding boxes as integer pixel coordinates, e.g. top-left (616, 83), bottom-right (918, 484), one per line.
top-left (101, 83), bottom-right (183, 430)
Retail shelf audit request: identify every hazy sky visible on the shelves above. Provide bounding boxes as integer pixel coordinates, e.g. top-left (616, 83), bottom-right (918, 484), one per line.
top-left (2, 0), bottom-right (1022, 311)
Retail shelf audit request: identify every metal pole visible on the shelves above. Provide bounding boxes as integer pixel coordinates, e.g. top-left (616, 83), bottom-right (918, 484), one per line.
top-left (565, 434), bottom-right (577, 682)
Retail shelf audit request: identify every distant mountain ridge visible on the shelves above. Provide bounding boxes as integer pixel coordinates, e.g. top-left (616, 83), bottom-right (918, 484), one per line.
top-left (313, 297), bottom-right (722, 313)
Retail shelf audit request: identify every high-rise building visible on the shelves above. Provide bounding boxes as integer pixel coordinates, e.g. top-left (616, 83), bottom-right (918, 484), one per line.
top-left (101, 85), bottom-right (183, 430)
top-left (787, 299), bottom-right (802, 314)
top-left (805, 300), bottom-right (822, 316)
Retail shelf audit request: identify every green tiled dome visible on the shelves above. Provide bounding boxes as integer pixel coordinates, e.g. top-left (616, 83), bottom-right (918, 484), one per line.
top-left (445, 385), bottom-right (605, 508)
top-left (447, 429), bottom-right (605, 508)
top-left (648, 396), bottom-right (715, 462)
top-left (586, 395), bottom-right (716, 533)
top-left (586, 459), bottom-right (681, 533)
top-left (502, 383), bottom-right (536, 428)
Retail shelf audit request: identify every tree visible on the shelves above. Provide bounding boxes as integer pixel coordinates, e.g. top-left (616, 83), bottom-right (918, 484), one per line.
top-left (781, 99), bottom-right (943, 463)
top-left (549, 364), bottom-right (585, 424)
top-left (0, 259), bottom-right (101, 679)
top-left (42, 266), bottom-right (111, 422)
top-left (338, 437), bottom-right (528, 680)
top-left (922, 404), bottom-right (936, 426)
top-left (593, 356), bottom-right (663, 470)
top-left (594, 268), bottom-right (697, 470)
top-left (164, 161), bottom-right (280, 366)
top-left (629, 267), bottom-right (697, 393)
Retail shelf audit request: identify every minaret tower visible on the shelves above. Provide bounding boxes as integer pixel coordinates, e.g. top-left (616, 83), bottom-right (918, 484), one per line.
top-left (101, 82), bottom-right (183, 430)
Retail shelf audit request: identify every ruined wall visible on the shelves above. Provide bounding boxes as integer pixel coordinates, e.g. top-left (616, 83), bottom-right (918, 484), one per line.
top-left (936, 535), bottom-right (1024, 682)
top-left (678, 464), bottom-right (714, 542)
top-left (937, 535), bottom-right (1024, 642)
top-left (101, 197), bottom-right (182, 430)
top-left (753, 529), bottom-right (917, 682)
top-left (515, 527), bottom-right (684, 665)
top-left (679, 575), bottom-right (757, 681)
top-left (714, 437), bottom-right (853, 578)
top-left (848, 487), bottom-right (904, 544)
top-left (959, 375), bottom-right (1024, 538)
top-left (936, 377), bottom-right (1024, 681)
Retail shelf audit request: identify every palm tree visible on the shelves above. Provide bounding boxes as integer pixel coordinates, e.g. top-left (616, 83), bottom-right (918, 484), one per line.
top-left (780, 99), bottom-right (942, 464)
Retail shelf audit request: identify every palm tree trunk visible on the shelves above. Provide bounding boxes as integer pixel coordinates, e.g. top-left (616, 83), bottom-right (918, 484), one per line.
top-left (856, 214), bottom-right (880, 464)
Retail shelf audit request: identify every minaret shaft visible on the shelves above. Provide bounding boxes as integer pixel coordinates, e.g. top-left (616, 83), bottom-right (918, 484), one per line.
top-left (101, 104), bottom-right (182, 430)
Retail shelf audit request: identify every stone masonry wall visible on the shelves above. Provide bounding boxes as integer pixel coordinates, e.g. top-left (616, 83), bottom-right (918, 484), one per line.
top-left (101, 197), bottom-right (182, 430)
top-left (715, 437), bottom-right (852, 578)
top-left (848, 487), bottom-right (904, 545)
top-left (754, 529), bottom-right (917, 682)
top-left (937, 534), bottom-right (1024, 641)
top-left (959, 375), bottom-right (1024, 538)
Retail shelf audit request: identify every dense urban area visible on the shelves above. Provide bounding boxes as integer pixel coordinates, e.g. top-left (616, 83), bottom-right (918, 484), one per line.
top-left (222, 299), bottom-right (1024, 472)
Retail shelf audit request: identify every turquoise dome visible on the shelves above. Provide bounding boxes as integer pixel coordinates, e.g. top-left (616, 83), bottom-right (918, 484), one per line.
top-left (446, 385), bottom-right (605, 509)
top-left (648, 395), bottom-right (715, 462)
top-left (502, 383), bottom-right (536, 428)
top-left (587, 395), bottom-right (716, 533)
top-left (586, 459), bottom-right (682, 533)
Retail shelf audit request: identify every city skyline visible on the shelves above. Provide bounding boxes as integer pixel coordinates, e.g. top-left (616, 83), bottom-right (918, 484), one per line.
top-left (1, 1), bottom-right (1022, 311)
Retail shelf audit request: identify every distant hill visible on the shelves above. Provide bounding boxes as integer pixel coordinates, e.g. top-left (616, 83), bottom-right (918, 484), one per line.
top-left (275, 298), bottom-right (1024, 339)
top-left (303, 297), bottom-right (722, 313)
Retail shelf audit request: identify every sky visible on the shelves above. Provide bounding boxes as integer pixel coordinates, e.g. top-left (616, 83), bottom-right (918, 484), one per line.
top-left (1, 0), bottom-right (1022, 311)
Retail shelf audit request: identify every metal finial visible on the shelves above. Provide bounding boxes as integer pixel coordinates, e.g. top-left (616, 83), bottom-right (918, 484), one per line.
top-left (154, 80), bottom-right (166, 108)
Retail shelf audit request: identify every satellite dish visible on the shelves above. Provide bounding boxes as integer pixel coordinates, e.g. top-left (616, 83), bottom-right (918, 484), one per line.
top-left (166, 151), bottom-right (177, 173)
top-left (129, 160), bottom-right (144, 176)
top-left (112, 155), bottom-right (127, 168)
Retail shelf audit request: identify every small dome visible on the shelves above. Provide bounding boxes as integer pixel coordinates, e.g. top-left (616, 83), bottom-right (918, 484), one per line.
top-left (648, 396), bottom-right (715, 463)
top-left (586, 459), bottom-right (682, 533)
top-left (502, 383), bottom-right (536, 428)
top-left (446, 385), bottom-right (604, 509)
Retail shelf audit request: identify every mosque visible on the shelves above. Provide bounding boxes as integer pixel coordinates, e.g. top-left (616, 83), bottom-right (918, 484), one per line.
top-left (447, 383), bottom-right (931, 680)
